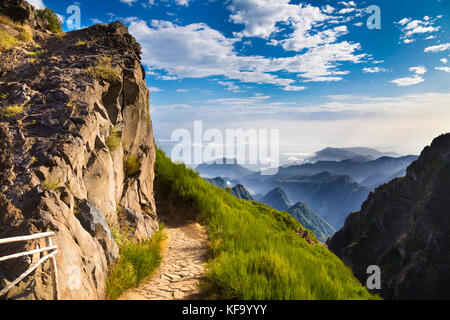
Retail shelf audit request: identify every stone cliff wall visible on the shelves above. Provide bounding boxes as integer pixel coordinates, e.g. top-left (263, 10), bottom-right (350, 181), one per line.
top-left (0, 0), bottom-right (158, 300)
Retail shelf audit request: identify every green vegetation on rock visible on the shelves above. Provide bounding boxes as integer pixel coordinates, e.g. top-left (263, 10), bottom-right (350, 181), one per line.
top-left (86, 57), bottom-right (120, 83)
top-left (124, 155), bottom-right (141, 176)
top-left (1, 105), bottom-right (23, 117)
top-left (106, 226), bottom-right (166, 300)
top-left (155, 148), bottom-right (378, 300)
top-left (106, 127), bottom-right (122, 152)
top-left (35, 8), bottom-right (63, 34)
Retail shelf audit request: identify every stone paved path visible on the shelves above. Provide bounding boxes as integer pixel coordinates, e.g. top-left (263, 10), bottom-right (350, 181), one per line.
top-left (121, 222), bottom-right (209, 300)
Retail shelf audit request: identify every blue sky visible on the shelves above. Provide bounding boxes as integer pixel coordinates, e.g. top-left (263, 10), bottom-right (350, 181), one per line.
top-left (27, 0), bottom-right (450, 164)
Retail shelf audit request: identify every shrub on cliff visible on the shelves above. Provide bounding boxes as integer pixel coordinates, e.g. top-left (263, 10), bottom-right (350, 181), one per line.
top-left (35, 8), bottom-right (63, 34)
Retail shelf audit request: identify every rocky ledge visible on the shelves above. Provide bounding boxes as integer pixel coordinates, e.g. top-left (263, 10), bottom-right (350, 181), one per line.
top-left (0, 0), bottom-right (158, 299)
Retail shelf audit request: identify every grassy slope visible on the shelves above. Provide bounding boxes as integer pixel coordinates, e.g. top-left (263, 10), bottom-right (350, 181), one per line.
top-left (155, 148), bottom-right (378, 300)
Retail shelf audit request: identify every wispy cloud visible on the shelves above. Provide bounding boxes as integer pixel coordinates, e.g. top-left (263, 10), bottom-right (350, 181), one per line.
top-left (424, 43), bottom-right (450, 53)
top-left (396, 15), bottom-right (442, 44)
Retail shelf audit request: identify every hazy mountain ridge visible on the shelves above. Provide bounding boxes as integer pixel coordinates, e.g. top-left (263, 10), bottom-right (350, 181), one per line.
top-left (306, 147), bottom-right (400, 163)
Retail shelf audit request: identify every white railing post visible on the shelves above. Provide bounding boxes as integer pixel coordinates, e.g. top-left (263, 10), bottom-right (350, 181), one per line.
top-left (0, 232), bottom-right (59, 300)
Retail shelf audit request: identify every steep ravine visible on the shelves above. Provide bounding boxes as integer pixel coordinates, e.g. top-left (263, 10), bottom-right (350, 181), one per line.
top-left (0, 1), bottom-right (157, 299)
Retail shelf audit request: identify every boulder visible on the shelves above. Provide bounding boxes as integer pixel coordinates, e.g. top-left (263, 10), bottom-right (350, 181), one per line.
top-left (118, 207), bottom-right (158, 242)
top-left (75, 200), bottom-right (119, 266)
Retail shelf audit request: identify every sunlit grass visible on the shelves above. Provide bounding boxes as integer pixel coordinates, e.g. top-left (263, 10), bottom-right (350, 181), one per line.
top-left (155, 147), bottom-right (379, 300)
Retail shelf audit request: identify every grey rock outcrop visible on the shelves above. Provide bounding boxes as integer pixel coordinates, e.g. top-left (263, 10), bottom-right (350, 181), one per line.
top-left (75, 200), bottom-right (119, 266)
top-left (0, 0), bottom-right (157, 300)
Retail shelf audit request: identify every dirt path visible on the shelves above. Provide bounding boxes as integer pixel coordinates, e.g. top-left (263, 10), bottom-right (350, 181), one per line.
top-left (120, 221), bottom-right (209, 300)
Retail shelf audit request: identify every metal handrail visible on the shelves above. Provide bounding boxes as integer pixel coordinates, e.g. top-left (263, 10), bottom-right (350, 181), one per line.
top-left (0, 232), bottom-right (59, 300)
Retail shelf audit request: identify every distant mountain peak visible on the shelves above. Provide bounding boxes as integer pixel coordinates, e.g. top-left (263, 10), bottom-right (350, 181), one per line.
top-left (261, 187), bottom-right (292, 211)
top-left (306, 147), bottom-right (401, 163)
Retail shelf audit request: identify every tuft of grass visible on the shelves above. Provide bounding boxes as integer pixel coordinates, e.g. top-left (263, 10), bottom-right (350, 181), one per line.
top-left (17, 28), bottom-right (33, 42)
top-left (66, 100), bottom-right (77, 110)
top-left (155, 148), bottom-right (380, 300)
top-left (106, 127), bottom-right (122, 152)
top-left (0, 29), bottom-right (19, 51)
top-left (28, 49), bottom-right (46, 58)
top-left (43, 180), bottom-right (60, 190)
top-left (124, 155), bottom-right (141, 176)
top-left (35, 8), bottom-right (63, 34)
top-left (86, 57), bottom-right (120, 83)
top-left (0, 93), bottom-right (9, 100)
top-left (74, 39), bottom-right (86, 47)
top-left (106, 226), bottom-right (166, 300)
top-left (1, 105), bottom-right (24, 117)
top-left (0, 15), bottom-right (33, 51)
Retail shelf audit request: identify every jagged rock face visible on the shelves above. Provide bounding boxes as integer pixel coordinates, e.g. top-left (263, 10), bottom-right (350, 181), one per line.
top-left (328, 133), bottom-right (450, 300)
top-left (0, 1), bottom-right (157, 300)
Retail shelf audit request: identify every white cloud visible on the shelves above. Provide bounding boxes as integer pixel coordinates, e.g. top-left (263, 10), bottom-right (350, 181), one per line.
top-left (363, 67), bottom-right (388, 73)
top-left (440, 58), bottom-right (448, 64)
top-left (90, 18), bottom-right (104, 24)
top-left (25, 0), bottom-right (46, 9)
top-left (150, 87), bottom-right (162, 92)
top-left (391, 75), bottom-right (424, 87)
top-left (425, 43), bottom-right (450, 53)
top-left (396, 16), bottom-right (441, 43)
top-left (128, 19), bottom-right (365, 88)
top-left (282, 85), bottom-right (307, 91)
top-left (339, 8), bottom-right (355, 14)
top-left (409, 66), bottom-right (427, 75)
top-left (176, 89), bottom-right (189, 92)
top-left (390, 66), bottom-right (428, 87)
top-left (119, 0), bottom-right (137, 6)
top-left (435, 66), bottom-right (450, 73)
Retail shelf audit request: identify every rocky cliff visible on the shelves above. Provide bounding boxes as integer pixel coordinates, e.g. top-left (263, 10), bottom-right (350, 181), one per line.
top-left (328, 133), bottom-right (450, 299)
top-left (0, 0), bottom-right (158, 300)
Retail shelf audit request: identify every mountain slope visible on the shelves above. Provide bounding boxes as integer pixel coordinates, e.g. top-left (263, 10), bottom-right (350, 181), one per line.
top-left (206, 177), bottom-right (228, 189)
top-left (288, 202), bottom-right (336, 243)
top-left (230, 184), bottom-right (254, 201)
top-left (242, 172), bottom-right (370, 229)
top-left (328, 133), bottom-right (450, 299)
top-left (155, 148), bottom-right (377, 300)
top-left (260, 187), bottom-right (292, 211)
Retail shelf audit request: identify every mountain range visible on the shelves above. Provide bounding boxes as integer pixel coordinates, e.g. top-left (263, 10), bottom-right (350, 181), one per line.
top-left (198, 148), bottom-right (417, 229)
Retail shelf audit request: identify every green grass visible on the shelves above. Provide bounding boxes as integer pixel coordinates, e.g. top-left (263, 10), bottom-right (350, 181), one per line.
top-left (106, 226), bottom-right (166, 300)
top-left (155, 148), bottom-right (379, 300)
top-left (1, 105), bottom-right (24, 117)
top-left (0, 29), bottom-right (18, 51)
top-left (28, 49), bottom-right (47, 58)
top-left (0, 15), bottom-right (33, 51)
top-left (124, 155), bottom-right (141, 176)
top-left (106, 127), bottom-right (122, 152)
top-left (43, 180), bottom-right (60, 190)
top-left (86, 57), bottom-right (120, 83)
